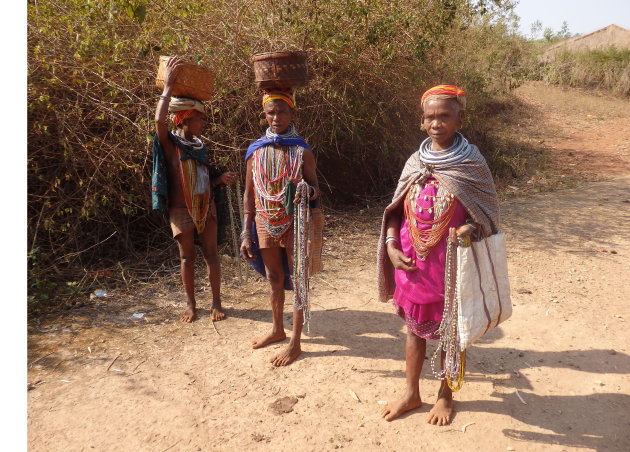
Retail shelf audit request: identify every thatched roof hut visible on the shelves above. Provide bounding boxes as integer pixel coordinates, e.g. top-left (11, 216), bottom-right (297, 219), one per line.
top-left (542, 24), bottom-right (630, 61)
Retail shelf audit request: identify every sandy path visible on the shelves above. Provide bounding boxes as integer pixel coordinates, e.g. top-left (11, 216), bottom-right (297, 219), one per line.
top-left (28, 84), bottom-right (630, 451)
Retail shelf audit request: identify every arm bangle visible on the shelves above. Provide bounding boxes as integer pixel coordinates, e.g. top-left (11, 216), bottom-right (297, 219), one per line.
top-left (385, 236), bottom-right (399, 245)
top-left (240, 230), bottom-right (252, 241)
top-left (309, 185), bottom-right (319, 201)
top-left (159, 95), bottom-right (171, 100)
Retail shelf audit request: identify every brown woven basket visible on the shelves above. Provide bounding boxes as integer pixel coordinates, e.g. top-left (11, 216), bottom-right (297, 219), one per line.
top-left (252, 51), bottom-right (308, 90)
top-left (155, 56), bottom-right (215, 101)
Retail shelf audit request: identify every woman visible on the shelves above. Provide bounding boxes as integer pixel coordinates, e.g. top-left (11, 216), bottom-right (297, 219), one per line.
top-left (240, 89), bottom-right (320, 367)
top-left (153, 56), bottom-right (237, 322)
top-left (376, 85), bottom-right (499, 425)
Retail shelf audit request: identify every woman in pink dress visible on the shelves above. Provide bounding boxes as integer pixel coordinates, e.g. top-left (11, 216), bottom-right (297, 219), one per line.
top-left (376, 85), bottom-right (500, 425)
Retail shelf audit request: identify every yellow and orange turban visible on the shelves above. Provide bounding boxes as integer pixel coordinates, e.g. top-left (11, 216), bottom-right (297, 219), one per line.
top-left (421, 85), bottom-right (466, 110)
top-left (262, 90), bottom-right (295, 110)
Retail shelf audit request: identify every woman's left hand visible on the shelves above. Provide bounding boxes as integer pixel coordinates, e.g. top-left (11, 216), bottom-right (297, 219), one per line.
top-left (218, 171), bottom-right (238, 186)
top-left (293, 183), bottom-right (313, 205)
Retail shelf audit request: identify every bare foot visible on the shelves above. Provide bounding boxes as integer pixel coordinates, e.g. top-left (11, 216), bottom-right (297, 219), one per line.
top-left (380, 393), bottom-right (422, 421)
top-left (180, 307), bottom-right (196, 323)
top-left (211, 304), bottom-right (225, 321)
top-left (252, 331), bottom-right (287, 349)
top-left (426, 395), bottom-right (454, 426)
top-left (269, 342), bottom-right (301, 366)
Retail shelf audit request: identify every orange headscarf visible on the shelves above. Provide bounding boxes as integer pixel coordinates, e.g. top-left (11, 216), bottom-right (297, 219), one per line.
top-left (421, 85), bottom-right (466, 110)
top-left (173, 109), bottom-right (198, 127)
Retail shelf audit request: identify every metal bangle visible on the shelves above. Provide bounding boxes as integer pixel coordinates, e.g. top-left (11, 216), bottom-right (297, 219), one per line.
top-left (240, 230), bottom-right (252, 241)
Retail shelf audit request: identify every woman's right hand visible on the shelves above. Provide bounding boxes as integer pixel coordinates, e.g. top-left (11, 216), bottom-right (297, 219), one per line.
top-left (240, 238), bottom-right (256, 261)
top-left (387, 243), bottom-right (417, 272)
top-left (163, 56), bottom-right (184, 89)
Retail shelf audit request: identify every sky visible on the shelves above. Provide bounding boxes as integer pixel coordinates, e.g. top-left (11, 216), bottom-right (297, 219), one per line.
top-left (513, 0), bottom-right (630, 39)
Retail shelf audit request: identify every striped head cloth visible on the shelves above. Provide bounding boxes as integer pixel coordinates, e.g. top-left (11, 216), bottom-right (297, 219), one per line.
top-left (421, 85), bottom-right (466, 111)
top-left (262, 89), bottom-right (295, 110)
top-left (168, 97), bottom-right (206, 127)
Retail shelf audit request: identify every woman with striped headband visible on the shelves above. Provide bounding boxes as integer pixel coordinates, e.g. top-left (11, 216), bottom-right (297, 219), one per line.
top-left (376, 85), bottom-right (499, 425)
top-left (153, 56), bottom-right (238, 323)
top-left (240, 88), bottom-right (321, 366)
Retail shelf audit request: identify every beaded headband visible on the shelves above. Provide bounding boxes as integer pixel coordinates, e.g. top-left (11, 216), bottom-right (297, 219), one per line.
top-left (421, 85), bottom-right (466, 110)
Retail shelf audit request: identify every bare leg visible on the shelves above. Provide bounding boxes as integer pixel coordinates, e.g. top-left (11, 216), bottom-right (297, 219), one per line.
top-left (200, 217), bottom-right (225, 321)
top-left (381, 330), bottom-right (425, 421)
top-left (175, 231), bottom-right (196, 322)
top-left (426, 351), bottom-right (454, 426)
top-left (269, 245), bottom-right (302, 366)
top-left (270, 305), bottom-right (303, 366)
top-left (251, 247), bottom-right (287, 349)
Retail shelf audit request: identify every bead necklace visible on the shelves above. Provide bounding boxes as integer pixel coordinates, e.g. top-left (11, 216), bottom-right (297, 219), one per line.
top-left (252, 144), bottom-right (303, 237)
top-left (404, 181), bottom-right (458, 261)
top-left (408, 183), bottom-right (455, 215)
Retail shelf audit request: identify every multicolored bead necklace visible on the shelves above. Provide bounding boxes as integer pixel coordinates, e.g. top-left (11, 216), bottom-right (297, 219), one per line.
top-left (252, 144), bottom-right (303, 237)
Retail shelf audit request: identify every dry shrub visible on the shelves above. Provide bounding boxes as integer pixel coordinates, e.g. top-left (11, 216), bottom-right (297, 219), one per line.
top-left (539, 47), bottom-right (630, 96)
top-left (28, 0), bottom-right (528, 308)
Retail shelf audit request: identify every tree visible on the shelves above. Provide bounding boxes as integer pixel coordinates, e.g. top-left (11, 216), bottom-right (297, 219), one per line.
top-left (557, 21), bottom-right (571, 40)
top-left (530, 19), bottom-right (542, 39)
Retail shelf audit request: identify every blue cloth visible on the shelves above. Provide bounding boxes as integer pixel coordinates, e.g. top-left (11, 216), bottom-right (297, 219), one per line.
top-left (151, 134), bottom-right (169, 217)
top-left (245, 134), bottom-right (310, 162)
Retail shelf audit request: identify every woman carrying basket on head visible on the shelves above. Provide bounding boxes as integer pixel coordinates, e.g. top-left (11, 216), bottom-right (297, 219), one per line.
top-left (376, 85), bottom-right (499, 425)
top-left (240, 88), bottom-right (321, 367)
top-left (153, 56), bottom-right (238, 323)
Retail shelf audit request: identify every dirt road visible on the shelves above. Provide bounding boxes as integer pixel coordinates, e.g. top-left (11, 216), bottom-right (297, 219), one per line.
top-left (27, 84), bottom-right (630, 451)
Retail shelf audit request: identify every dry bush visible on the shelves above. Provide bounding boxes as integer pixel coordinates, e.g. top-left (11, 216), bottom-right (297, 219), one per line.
top-left (538, 47), bottom-right (630, 96)
top-left (28, 0), bottom-right (528, 309)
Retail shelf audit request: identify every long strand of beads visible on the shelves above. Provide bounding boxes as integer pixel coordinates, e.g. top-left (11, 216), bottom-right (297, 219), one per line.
top-left (431, 238), bottom-right (461, 382)
top-left (226, 184), bottom-right (242, 283)
top-left (235, 180), bottom-right (247, 281)
top-left (293, 181), bottom-right (311, 332)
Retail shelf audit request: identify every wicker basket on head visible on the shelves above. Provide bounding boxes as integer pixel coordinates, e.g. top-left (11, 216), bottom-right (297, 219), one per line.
top-left (156, 56), bottom-right (215, 101)
top-left (252, 51), bottom-right (308, 90)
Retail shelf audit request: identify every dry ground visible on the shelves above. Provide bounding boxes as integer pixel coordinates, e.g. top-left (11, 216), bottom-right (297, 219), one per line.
top-left (27, 83), bottom-right (630, 451)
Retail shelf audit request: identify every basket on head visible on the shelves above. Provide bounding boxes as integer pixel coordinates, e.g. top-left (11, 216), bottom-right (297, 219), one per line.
top-left (252, 51), bottom-right (308, 90)
top-left (156, 56), bottom-right (215, 102)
